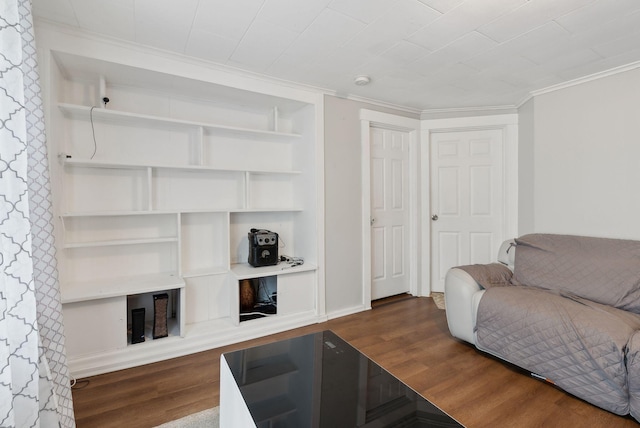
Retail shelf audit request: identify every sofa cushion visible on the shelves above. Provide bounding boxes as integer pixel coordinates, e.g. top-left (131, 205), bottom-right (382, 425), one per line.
top-left (626, 330), bottom-right (640, 421)
top-left (512, 234), bottom-right (640, 314)
top-left (476, 286), bottom-right (640, 415)
top-left (456, 263), bottom-right (512, 289)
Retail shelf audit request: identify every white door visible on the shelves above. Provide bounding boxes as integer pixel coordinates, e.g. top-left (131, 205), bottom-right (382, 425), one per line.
top-left (371, 127), bottom-right (410, 300)
top-left (430, 129), bottom-right (504, 292)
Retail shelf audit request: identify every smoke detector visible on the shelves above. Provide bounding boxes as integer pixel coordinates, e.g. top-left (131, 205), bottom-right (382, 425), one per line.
top-left (354, 75), bottom-right (371, 86)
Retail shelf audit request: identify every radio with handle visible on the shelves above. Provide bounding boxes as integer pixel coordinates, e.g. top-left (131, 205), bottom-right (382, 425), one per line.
top-left (248, 228), bottom-right (279, 267)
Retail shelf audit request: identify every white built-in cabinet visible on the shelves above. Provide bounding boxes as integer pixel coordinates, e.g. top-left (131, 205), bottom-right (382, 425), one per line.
top-left (45, 51), bottom-right (323, 377)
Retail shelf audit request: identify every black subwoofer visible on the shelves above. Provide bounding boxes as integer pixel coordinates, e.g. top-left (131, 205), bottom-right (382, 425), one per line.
top-left (131, 308), bottom-right (145, 344)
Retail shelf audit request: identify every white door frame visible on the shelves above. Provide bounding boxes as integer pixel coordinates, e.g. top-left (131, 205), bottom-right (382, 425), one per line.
top-left (361, 110), bottom-right (421, 308)
top-left (421, 114), bottom-right (518, 296)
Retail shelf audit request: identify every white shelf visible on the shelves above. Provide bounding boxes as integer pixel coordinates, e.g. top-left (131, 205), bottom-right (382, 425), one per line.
top-left (63, 158), bottom-right (302, 175)
top-left (60, 208), bottom-right (303, 218)
top-left (231, 208), bottom-right (303, 213)
top-left (182, 267), bottom-right (229, 278)
top-left (58, 103), bottom-right (302, 140)
top-left (60, 210), bottom-right (180, 218)
top-left (61, 272), bottom-right (185, 304)
top-left (231, 262), bottom-right (317, 280)
top-left (64, 237), bottom-right (178, 249)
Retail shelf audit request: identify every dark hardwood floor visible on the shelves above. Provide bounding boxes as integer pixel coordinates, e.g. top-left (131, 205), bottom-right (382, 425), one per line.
top-left (71, 296), bottom-right (638, 427)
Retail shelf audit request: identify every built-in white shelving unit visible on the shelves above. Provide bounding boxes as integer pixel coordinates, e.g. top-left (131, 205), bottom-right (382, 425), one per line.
top-left (44, 50), bottom-right (323, 377)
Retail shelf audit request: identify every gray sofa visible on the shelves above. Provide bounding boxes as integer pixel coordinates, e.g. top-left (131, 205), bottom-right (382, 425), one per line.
top-left (444, 233), bottom-right (640, 420)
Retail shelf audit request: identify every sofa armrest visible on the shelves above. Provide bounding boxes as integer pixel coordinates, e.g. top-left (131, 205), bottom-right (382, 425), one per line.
top-left (444, 268), bottom-right (485, 345)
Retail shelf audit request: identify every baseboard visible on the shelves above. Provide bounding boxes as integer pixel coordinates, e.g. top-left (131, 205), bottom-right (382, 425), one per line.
top-left (326, 304), bottom-right (369, 320)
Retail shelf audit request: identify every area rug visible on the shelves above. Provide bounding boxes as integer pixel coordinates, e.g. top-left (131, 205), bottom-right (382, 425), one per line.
top-left (154, 407), bottom-right (219, 428)
top-left (432, 292), bottom-right (445, 310)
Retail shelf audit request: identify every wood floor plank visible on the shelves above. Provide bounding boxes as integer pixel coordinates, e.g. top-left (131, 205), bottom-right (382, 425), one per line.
top-left (71, 297), bottom-right (638, 427)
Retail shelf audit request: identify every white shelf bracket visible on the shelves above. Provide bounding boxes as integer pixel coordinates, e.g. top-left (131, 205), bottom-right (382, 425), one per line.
top-left (146, 167), bottom-right (153, 211)
top-left (193, 126), bottom-right (204, 166)
top-left (176, 212), bottom-right (183, 277)
top-left (244, 171), bottom-right (251, 210)
top-left (98, 75), bottom-right (107, 108)
top-left (59, 215), bottom-right (68, 246)
top-left (272, 106), bottom-right (279, 132)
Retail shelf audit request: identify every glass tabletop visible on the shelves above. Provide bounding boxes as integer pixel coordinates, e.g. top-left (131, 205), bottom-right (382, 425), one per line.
top-left (222, 330), bottom-right (463, 427)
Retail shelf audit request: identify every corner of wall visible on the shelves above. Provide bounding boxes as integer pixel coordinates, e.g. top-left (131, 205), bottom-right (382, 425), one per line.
top-left (516, 98), bottom-right (535, 236)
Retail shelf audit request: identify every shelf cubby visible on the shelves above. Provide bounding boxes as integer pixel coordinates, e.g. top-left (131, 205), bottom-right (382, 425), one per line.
top-left (127, 288), bottom-right (182, 345)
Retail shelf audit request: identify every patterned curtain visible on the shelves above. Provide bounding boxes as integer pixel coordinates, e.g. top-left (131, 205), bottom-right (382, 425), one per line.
top-left (0, 0), bottom-right (75, 427)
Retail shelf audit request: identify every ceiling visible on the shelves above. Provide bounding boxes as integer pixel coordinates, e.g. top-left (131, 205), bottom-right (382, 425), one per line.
top-left (32, 0), bottom-right (640, 112)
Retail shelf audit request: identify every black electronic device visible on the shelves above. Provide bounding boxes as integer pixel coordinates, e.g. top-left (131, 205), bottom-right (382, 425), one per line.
top-left (131, 308), bottom-right (145, 344)
top-left (248, 228), bottom-right (279, 267)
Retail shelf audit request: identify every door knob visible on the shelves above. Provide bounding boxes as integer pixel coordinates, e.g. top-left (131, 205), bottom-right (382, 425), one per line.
top-left (431, 214), bottom-right (439, 221)
top-left (370, 217), bottom-right (375, 225)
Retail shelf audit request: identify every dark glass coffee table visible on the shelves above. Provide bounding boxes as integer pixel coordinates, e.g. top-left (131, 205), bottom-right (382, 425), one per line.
top-left (220, 330), bottom-right (463, 427)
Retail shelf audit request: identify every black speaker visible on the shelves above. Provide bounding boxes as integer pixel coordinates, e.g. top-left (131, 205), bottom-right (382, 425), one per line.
top-left (131, 308), bottom-right (145, 344)
top-left (248, 229), bottom-right (279, 267)
top-left (153, 293), bottom-right (169, 339)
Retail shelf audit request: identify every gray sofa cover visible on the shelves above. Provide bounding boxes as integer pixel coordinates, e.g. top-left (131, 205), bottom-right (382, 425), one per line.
top-left (453, 234), bottom-right (640, 420)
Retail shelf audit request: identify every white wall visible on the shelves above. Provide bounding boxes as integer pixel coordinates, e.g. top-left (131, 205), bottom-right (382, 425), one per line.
top-left (519, 67), bottom-right (640, 240)
top-left (517, 98), bottom-right (535, 235)
top-left (323, 96), bottom-right (418, 316)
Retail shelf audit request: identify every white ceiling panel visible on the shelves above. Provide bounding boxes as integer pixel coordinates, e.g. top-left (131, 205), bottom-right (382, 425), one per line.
top-left (409, 0), bottom-right (527, 51)
top-left (416, 0), bottom-right (465, 14)
top-left (353, 56), bottom-right (403, 79)
top-left (411, 32), bottom-right (496, 77)
top-left (69, 0), bottom-right (135, 41)
top-left (433, 31), bottom-right (498, 63)
top-left (537, 48), bottom-right (603, 76)
top-left (191, 0), bottom-right (264, 41)
top-left (557, 48), bottom-right (640, 81)
top-left (185, 29), bottom-right (238, 64)
top-left (278, 9), bottom-right (365, 62)
top-left (380, 41), bottom-right (432, 65)
top-left (134, 0), bottom-right (199, 53)
top-left (476, 56), bottom-right (541, 84)
top-left (343, 0), bottom-right (440, 56)
top-left (259, 0), bottom-right (332, 33)
top-left (32, 0), bottom-right (640, 111)
top-left (370, 0), bottom-right (441, 39)
top-left (593, 32), bottom-right (640, 59)
top-left (229, 20), bottom-right (299, 71)
top-left (430, 63), bottom-right (484, 86)
top-left (555, 0), bottom-right (640, 35)
top-left (309, 46), bottom-right (375, 74)
top-left (134, 21), bottom-right (189, 54)
top-left (328, 0), bottom-right (397, 24)
top-left (496, 22), bottom-right (570, 62)
top-left (268, 43), bottom-right (372, 87)
top-left (478, 0), bottom-right (596, 43)
top-left (135, 0), bottom-right (200, 28)
top-left (31, 0), bottom-right (78, 27)
top-left (569, 10), bottom-right (640, 53)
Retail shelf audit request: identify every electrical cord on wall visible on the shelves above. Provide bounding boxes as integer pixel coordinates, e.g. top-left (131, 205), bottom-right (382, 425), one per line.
top-left (89, 106), bottom-right (98, 160)
top-left (89, 98), bottom-right (108, 160)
